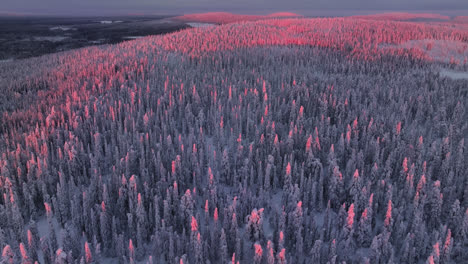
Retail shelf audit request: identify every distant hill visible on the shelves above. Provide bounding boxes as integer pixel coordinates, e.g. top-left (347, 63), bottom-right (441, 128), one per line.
top-left (176, 12), bottom-right (301, 24)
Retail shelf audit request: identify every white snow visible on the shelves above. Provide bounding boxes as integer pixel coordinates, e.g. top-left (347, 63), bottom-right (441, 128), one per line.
top-left (50, 26), bottom-right (75, 31)
top-left (187, 22), bottom-right (215, 28)
top-left (381, 39), bottom-right (468, 64)
top-left (123, 36), bottom-right (144, 40)
top-left (440, 69), bottom-right (468, 80)
top-left (0, 59), bottom-right (13, 63)
top-left (99, 20), bottom-right (123, 24)
top-left (36, 217), bottom-right (63, 244)
top-left (33, 36), bottom-right (69, 42)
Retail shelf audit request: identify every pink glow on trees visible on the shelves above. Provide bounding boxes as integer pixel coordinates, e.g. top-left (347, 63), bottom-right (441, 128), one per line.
top-left (427, 255), bottom-right (435, 264)
top-left (172, 160), bottom-right (176, 175)
top-left (266, 240), bottom-right (275, 264)
top-left (148, 16), bottom-right (468, 62)
top-left (249, 208), bottom-right (263, 224)
top-left (128, 239), bottom-right (135, 259)
top-left (444, 229), bottom-right (452, 253)
top-left (402, 157), bottom-right (408, 173)
top-left (369, 193), bottom-right (374, 208)
top-left (2, 245), bottom-right (14, 264)
top-left (396, 122), bottom-right (402, 135)
top-left (362, 208), bottom-right (368, 219)
top-left (384, 200), bottom-right (393, 228)
top-left (19, 243), bottom-right (29, 263)
top-left (85, 242), bottom-right (92, 264)
top-left (191, 216), bottom-right (198, 232)
top-left (353, 169), bottom-right (359, 180)
top-left (346, 125), bottom-right (352, 144)
top-left (129, 175), bottom-right (137, 192)
top-left (306, 135), bottom-right (312, 153)
top-left (286, 162), bottom-right (291, 177)
top-left (214, 207), bottom-right (219, 222)
top-left (277, 248), bottom-right (286, 264)
top-left (347, 203), bottom-right (355, 229)
top-left (27, 230), bottom-right (34, 249)
top-left (208, 167), bottom-right (214, 185)
top-left (415, 175), bottom-right (427, 204)
top-left (433, 242), bottom-right (440, 259)
top-left (314, 135), bottom-right (321, 151)
top-left (254, 243), bottom-right (263, 263)
top-left (333, 166), bottom-right (343, 182)
top-left (0, 11), bottom-right (466, 264)
top-left (137, 193), bottom-right (143, 206)
top-left (44, 202), bottom-right (52, 216)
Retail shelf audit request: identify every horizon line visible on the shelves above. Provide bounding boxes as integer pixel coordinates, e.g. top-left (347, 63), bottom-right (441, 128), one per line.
top-left (1, 8), bottom-right (468, 18)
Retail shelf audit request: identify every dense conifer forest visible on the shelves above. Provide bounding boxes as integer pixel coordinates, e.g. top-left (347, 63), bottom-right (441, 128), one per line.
top-left (0, 14), bottom-right (467, 263)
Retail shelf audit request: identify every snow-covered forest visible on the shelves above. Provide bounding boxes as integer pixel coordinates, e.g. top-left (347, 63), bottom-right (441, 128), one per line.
top-left (0, 13), bottom-right (467, 264)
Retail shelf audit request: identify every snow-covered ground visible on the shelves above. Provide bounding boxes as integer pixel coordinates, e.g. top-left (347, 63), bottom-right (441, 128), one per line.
top-left (36, 217), bottom-right (63, 245)
top-left (123, 36), bottom-right (145, 40)
top-left (186, 22), bottom-right (215, 28)
top-left (382, 39), bottom-right (468, 64)
top-left (440, 69), bottom-right (468, 80)
top-left (33, 36), bottom-right (69, 42)
top-left (99, 20), bottom-right (123, 24)
top-left (403, 39), bottom-right (468, 63)
top-left (50, 26), bottom-right (75, 31)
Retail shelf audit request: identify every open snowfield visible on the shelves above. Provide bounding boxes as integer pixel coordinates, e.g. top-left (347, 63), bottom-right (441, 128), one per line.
top-left (440, 68), bottom-right (468, 79)
top-left (382, 39), bottom-right (468, 64)
top-left (186, 22), bottom-right (215, 28)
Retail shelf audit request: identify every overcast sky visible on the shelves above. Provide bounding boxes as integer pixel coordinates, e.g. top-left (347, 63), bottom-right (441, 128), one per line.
top-left (2, 0), bottom-right (468, 16)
